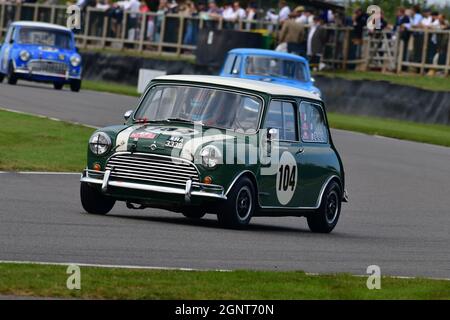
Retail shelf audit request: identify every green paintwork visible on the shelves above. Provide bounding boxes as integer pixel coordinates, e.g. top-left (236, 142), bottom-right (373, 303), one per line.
top-left (85, 79), bottom-right (345, 216)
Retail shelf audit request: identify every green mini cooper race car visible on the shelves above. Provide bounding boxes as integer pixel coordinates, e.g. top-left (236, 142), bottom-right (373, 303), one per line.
top-left (80, 75), bottom-right (347, 233)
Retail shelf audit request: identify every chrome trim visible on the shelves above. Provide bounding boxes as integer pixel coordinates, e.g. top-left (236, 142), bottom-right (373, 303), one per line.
top-left (185, 179), bottom-right (192, 202)
top-left (102, 169), bottom-right (111, 192)
top-left (80, 171), bottom-right (226, 200)
top-left (14, 68), bottom-right (80, 79)
top-left (259, 175), bottom-right (341, 211)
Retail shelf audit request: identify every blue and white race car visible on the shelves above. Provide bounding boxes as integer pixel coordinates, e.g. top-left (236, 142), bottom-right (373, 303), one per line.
top-left (0, 21), bottom-right (82, 92)
top-left (220, 48), bottom-right (322, 99)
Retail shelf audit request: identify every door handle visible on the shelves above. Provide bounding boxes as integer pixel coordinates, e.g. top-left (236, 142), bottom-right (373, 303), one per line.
top-left (296, 148), bottom-right (305, 155)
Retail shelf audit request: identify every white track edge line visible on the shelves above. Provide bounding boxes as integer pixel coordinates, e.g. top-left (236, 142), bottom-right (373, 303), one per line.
top-left (0, 260), bottom-right (231, 272)
top-left (0, 260), bottom-right (448, 280)
top-left (0, 106), bottom-right (99, 129)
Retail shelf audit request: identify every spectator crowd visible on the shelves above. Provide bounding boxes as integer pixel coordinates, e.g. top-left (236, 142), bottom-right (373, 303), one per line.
top-left (1, 0), bottom-right (449, 70)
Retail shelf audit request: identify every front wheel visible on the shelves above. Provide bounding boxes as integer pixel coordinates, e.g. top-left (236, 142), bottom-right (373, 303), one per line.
top-left (7, 63), bottom-right (17, 85)
top-left (80, 182), bottom-right (115, 215)
top-left (53, 82), bottom-right (64, 90)
top-left (182, 209), bottom-right (206, 220)
top-left (70, 79), bottom-right (81, 92)
top-left (307, 181), bottom-right (342, 234)
top-left (217, 177), bottom-right (255, 229)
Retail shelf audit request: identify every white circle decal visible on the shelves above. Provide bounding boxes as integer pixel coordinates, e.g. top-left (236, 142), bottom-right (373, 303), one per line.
top-left (276, 152), bottom-right (298, 205)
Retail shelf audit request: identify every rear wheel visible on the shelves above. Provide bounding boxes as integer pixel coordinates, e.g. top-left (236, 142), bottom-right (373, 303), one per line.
top-left (7, 63), bottom-right (17, 85)
top-left (53, 82), bottom-right (64, 90)
top-left (307, 181), bottom-right (342, 234)
top-left (217, 177), bottom-right (255, 229)
top-left (70, 79), bottom-right (81, 92)
top-left (80, 182), bottom-right (115, 215)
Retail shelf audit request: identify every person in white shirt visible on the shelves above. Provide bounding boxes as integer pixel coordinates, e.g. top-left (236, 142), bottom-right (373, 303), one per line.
top-left (117, 0), bottom-right (141, 41)
top-left (233, 1), bottom-right (246, 20)
top-left (267, 0), bottom-right (291, 24)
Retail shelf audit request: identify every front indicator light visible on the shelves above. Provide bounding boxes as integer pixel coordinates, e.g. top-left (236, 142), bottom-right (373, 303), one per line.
top-left (92, 163), bottom-right (101, 171)
top-left (203, 176), bottom-right (213, 185)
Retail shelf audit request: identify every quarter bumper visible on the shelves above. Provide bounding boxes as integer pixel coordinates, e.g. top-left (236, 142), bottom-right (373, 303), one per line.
top-left (80, 169), bottom-right (227, 202)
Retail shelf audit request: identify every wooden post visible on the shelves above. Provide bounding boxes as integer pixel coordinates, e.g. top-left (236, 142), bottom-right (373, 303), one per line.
top-left (342, 29), bottom-right (350, 71)
top-left (158, 15), bottom-right (166, 54)
top-left (138, 12), bottom-right (146, 52)
top-left (176, 16), bottom-right (185, 56)
top-left (83, 8), bottom-right (90, 49)
top-left (397, 40), bottom-right (404, 74)
top-left (50, 5), bottom-right (55, 24)
top-left (445, 34), bottom-right (450, 77)
top-left (0, 4), bottom-right (5, 38)
top-left (15, 3), bottom-right (22, 21)
top-left (120, 11), bottom-right (128, 50)
top-left (420, 30), bottom-right (429, 75)
top-left (101, 14), bottom-right (108, 49)
top-left (33, 3), bottom-right (39, 21)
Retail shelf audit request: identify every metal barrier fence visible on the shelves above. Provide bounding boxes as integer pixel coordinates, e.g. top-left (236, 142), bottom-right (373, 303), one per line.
top-left (1, 3), bottom-right (449, 76)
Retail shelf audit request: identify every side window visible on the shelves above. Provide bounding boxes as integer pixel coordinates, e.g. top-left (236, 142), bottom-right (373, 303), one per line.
top-left (300, 102), bottom-right (328, 143)
top-left (264, 100), bottom-right (298, 141)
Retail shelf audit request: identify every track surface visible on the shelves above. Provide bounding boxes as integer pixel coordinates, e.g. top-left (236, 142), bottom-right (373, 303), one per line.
top-left (0, 82), bottom-right (449, 278)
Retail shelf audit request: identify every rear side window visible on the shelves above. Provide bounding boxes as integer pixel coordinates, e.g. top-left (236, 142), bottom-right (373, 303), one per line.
top-left (300, 102), bottom-right (328, 143)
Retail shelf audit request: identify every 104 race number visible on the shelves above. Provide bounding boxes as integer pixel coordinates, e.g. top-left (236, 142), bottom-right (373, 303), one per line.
top-left (275, 152), bottom-right (298, 205)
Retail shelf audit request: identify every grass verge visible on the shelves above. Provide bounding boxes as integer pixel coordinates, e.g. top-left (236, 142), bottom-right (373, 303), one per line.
top-left (0, 109), bottom-right (94, 172)
top-left (0, 263), bottom-right (448, 300)
top-left (316, 70), bottom-right (450, 92)
top-left (328, 112), bottom-right (450, 147)
top-left (81, 79), bottom-right (140, 97)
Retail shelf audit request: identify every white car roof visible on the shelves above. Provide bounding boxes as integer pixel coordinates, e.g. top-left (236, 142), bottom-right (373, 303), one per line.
top-left (11, 21), bottom-right (72, 32)
top-left (154, 75), bottom-right (321, 101)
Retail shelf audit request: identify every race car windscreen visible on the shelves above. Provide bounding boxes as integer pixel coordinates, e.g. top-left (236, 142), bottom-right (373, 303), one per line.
top-left (17, 28), bottom-right (73, 49)
top-left (245, 56), bottom-right (308, 82)
top-left (135, 85), bottom-right (262, 133)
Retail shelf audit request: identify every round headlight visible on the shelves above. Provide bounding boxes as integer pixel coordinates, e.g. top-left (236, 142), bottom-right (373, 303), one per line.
top-left (19, 50), bottom-right (30, 61)
top-left (89, 132), bottom-right (112, 156)
top-left (70, 55), bottom-right (81, 67)
top-left (200, 145), bottom-right (222, 169)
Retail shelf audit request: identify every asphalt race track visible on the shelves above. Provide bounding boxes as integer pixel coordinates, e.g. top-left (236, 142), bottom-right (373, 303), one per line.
top-left (0, 82), bottom-right (449, 278)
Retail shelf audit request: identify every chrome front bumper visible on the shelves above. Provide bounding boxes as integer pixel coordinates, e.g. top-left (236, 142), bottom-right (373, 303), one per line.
top-left (80, 169), bottom-right (227, 202)
top-left (14, 68), bottom-right (81, 80)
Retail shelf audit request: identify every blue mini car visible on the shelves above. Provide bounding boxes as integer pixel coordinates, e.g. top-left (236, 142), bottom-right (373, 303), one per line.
top-left (220, 48), bottom-right (322, 98)
top-left (0, 21), bottom-right (82, 92)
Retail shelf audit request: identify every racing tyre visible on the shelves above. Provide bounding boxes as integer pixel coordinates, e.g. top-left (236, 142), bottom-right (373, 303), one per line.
top-left (80, 182), bottom-right (115, 215)
top-left (7, 63), bottom-right (17, 85)
top-left (182, 209), bottom-right (206, 220)
top-left (307, 181), bottom-right (342, 234)
top-left (53, 82), bottom-right (64, 90)
top-left (217, 177), bottom-right (255, 229)
top-left (70, 79), bottom-right (81, 92)
top-left (0, 73), bottom-right (4, 83)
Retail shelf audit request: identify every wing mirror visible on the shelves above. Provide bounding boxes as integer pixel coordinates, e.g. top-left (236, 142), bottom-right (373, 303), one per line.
top-left (124, 110), bottom-right (133, 121)
top-left (267, 128), bottom-right (279, 141)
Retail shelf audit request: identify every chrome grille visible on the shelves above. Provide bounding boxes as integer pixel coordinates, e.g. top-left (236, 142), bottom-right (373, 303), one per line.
top-left (105, 153), bottom-right (199, 187)
top-left (28, 60), bottom-right (68, 75)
